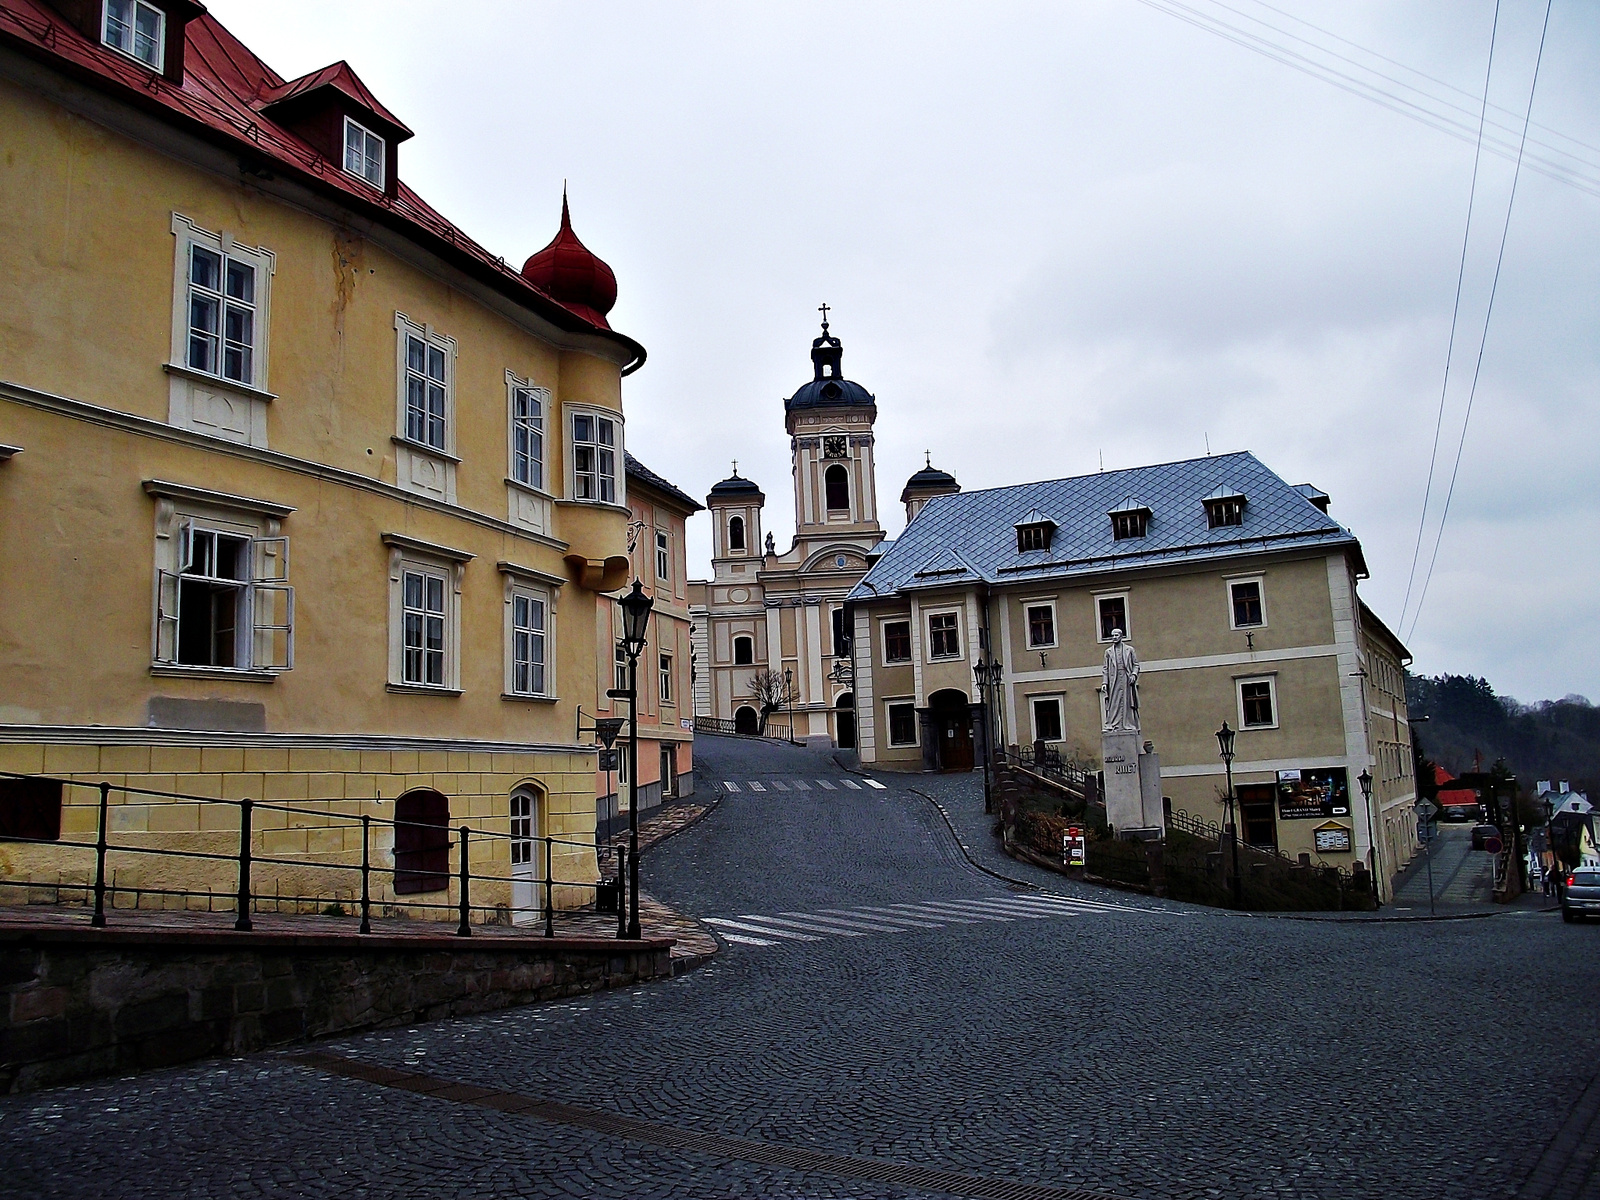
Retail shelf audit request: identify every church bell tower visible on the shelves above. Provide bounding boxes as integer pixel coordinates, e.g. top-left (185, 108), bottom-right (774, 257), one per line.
top-left (784, 308), bottom-right (882, 542)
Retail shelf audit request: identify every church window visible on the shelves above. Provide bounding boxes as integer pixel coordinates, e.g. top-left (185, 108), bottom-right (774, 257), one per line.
top-left (927, 612), bottom-right (960, 660)
top-left (1030, 696), bottom-right (1064, 744)
top-left (733, 635), bottom-right (754, 666)
top-left (1230, 579), bottom-right (1264, 629)
top-left (886, 701), bottom-right (918, 747)
top-left (824, 436), bottom-right (849, 460)
top-left (1238, 677), bottom-right (1277, 729)
top-left (1096, 594), bottom-right (1129, 642)
top-left (1026, 604), bottom-right (1056, 649)
top-left (824, 465), bottom-right (850, 512)
top-left (882, 621), bottom-right (911, 664)
top-left (728, 516), bottom-right (746, 552)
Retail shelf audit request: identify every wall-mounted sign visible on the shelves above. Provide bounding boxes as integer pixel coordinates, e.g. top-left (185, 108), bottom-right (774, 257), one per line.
top-left (1313, 822), bottom-right (1353, 853)
top-left (680, 717), bottom-right (694, 730)
top-left (1277, 767), bottom-right (1350, 820)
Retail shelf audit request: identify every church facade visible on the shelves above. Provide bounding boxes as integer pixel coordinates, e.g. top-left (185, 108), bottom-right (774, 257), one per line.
top-left (691, 319), bottom-right (948, 745)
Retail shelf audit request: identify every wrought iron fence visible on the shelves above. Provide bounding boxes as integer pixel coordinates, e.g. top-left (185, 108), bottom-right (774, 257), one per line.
top-left (0, 771), bottom-right (633, 939)
top-left (1168, 806), bottom-right (1360, 882)
top-left (692, 715), bottom-right (795, 741)
top-left (998, 743), bottom-right (1091, 791)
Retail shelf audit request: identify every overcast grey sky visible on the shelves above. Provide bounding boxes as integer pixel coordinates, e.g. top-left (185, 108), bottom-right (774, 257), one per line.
top-left (211, 1), bottom-right (1599, 703)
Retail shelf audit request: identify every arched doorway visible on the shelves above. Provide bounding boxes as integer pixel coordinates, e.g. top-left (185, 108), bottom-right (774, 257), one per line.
top-left (509, 784), bottom-right (543, 924)
top-left (835, 692), bottom-right (856, 749)
top-left (394, 789), bottom-right (450, 895)
top-left (734, 705), bottom-right (759, 734)
top-left (928, 689), bottom-right (974, 772)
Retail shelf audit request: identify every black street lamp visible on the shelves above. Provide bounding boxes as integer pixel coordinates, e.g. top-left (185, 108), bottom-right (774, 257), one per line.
top-left (1357, 767), bottom-right (1379, 905)
top-left (974, 658), bottom-right (1003, 814)
top-left (576, 708), bottom-right (627, 932)
top-left (617, 579), bottom-right (654, 940)
top-left (784, 666), bottom-right (794, 745)
top-left (1216, 721), bottom-right (1242, 908)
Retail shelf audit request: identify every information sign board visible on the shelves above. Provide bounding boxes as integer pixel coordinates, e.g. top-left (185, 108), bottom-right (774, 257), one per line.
top-left (1278, 768), bottom-right (1351, 820)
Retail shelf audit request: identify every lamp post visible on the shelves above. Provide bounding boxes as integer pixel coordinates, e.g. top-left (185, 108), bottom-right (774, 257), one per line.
top-left (1357, 767), bottom-right (1378, 905)
top-left (784, 666), bottom-right (794, 745)
top-left (974, 658), bottom-right (1002, 814)
top-left (577, 710), bottom-right (627, 933)
top-left (1216, 722), bottom-right (1242, 908)
top-left (617, 579), bottom-right (654, 940)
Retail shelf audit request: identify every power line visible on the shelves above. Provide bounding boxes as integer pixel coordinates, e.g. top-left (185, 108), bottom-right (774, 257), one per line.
top-left (1129, 0), bottom-right (1600, 198)
top-left (1406, 0), bottom-right (1554, 645)
top-left (1398, 0), bottom-right (1501, 634)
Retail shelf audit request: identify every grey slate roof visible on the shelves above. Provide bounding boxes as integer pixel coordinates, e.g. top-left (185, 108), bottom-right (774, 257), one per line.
top-left (624, 452), bottom-right (703, 512)
top-left (848, 451), bottom-right (1360, 600)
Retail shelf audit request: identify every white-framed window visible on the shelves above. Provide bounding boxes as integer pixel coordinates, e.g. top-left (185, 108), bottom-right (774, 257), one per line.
top-left (510, 589), bottom-right (548, 697)
top-left (1237, 675), bottom-right (1278, 729)
top-left (615, 642), bottom-right (629, 693)
top-left (391, 315), bottom-right (456, 458)
top-left (617, 742), bottom-right (630, 785)
top-left (927, 610), bottom-right (961, 660)
top-left (1228, 577), bottom-right (1266, 629)
top-left (1029, 695), bottom-right (1064, 743)
top-left (569, 409), bottom-right (621, 504)
top-left (1025, 601), bottom-right (1057, 649)
top-left (510, 789), bottom-right (538, 867)
top-left (733, 635), bottom-right (754, 666)
top-left (153, 506), bottom-right (294, 675)
top-left (1095, 592), bottom-right (1130, 642)
top-left (881, 619), bottom-right (912, 665)
top-left (103, 0), bottom-right (163, 69)
top-left (886, 700), bottom-right (919, 747)
top-left (728, 515), bottom-right (746, 552)
top-left (169, 216), bottom-right (275, 395)
top-left (343, 116), bottom-right (385, 188)
top-left (386, 539), bottom-right (466, 693)
top-left (508, 377), bottom-right (547, 491)
top-left (659, 653), bottom-right (674, 704)
top-left (656, 531), bottom-right (671, 582)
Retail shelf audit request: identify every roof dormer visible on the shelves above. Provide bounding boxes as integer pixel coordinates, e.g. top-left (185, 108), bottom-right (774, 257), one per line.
top-left (1294, 483), bottom-right (1331, 513)
top-left (260, 61), bottom-right (414, 197)
top-left (50, 0), bottom-right (204, 83)
top-left (1015, 509), bottom-right (1056, 552)
top-left (1108, 497), bottom-right (1150, 541)
top-left (1203, 486), bottom-right (1247, 529)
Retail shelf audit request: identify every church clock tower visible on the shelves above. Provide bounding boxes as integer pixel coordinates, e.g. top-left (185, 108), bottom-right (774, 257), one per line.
top-left (785, 308), bottom-right (883, 543)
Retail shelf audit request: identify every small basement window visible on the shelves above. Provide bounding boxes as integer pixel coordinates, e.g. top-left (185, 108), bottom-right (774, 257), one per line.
top-left (103, 0), bottom-right (164, 69)
top-left (0, 777), bottom-right (63, 842)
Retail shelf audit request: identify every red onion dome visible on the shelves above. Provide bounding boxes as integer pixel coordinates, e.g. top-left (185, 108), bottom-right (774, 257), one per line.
top-left (521, 192), bottom-right (618, 329)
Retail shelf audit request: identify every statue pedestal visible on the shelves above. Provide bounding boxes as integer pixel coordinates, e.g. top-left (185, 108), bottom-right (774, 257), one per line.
top-left (1101, 730), bottom-right (1165, 839)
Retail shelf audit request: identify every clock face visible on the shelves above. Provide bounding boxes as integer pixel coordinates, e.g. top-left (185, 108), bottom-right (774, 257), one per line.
top-left (823, 436), bottom-right (848, 459)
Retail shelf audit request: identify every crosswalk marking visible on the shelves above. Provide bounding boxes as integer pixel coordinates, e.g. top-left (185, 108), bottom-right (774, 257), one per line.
top-left (840, 779), bottom-right (862, 790)
top-left (792, 780), bottom-right (811, 790)
top-left (748, 781), bottom-right (766, 791)
top-left (779, 910), bottom-right (908, 934)
top-left (739, 913), bottom-right (866, 937)
top-left (705, 917), bottom-right (821, 942)
top-left (723, 781), bottom-right (740, 792)
top-left (816, 780), bottom-right (836, 790)
top-left (864, 779), bottom-right (887, 789)
top-left (827, 906), bottom-right (945, 929)
top-left (771, 780), bottom-right (791, 791)
top-left (718, 932), bottom-right (776, 946)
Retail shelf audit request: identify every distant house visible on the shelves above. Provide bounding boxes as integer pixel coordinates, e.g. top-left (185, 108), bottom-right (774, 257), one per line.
top-left (1435, 767), bottom-right (1483, 820)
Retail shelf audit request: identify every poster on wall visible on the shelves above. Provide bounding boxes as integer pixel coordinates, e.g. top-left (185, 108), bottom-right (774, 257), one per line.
top-left (1277, 767), bottom-right (1351, 820)
top-left (1314, 822), bottom-right (1354, 853)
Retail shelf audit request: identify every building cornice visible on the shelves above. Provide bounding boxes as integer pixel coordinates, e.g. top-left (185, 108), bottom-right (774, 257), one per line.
top-left (1, 378), bottom-right (570, 553)
top-left (0, 724), bottom-right (594, 756)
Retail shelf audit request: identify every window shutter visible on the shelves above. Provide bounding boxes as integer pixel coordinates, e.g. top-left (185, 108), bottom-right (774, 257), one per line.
top-left (249, 536), bottom-right (290, 583)
top-left (154, 569), bottom-right (181, 663)
top-left (251, 583), bottom-right (295, 670)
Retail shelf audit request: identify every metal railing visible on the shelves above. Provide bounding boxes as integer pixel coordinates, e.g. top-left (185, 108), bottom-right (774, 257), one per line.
top-left (0, 772), bottom-right (630, 939)
top-left (998, 743), bottom-right (1091, 791)
top-left (693, 715), bottom-right (795, 741)
top-left (1167, 806), bottom-right (1357, 880)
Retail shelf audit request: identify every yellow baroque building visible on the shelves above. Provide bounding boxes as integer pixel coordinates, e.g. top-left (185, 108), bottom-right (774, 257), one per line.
top-left (0, 2), bottom-right (646, 922)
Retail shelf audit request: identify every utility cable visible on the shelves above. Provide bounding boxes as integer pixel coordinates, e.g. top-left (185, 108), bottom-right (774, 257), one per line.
top-left (1398, 0), bottom-right (1501, 633)
top-left (1407, 0), bottom-right (1554, 644)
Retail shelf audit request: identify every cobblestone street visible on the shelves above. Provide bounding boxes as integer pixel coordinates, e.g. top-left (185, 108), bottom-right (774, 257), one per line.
top-left (2, 734), bottom-right (1596, 1200)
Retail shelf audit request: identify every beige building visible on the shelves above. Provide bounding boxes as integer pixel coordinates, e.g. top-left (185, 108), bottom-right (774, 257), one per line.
top-left (846, 452), bottom-right (1420, 899)
top-left (593, 456), bottom-right (701, 839)
top-left (0, 4), bottom-right (649, 920)
top-left (690, 318), bottom-right (888, 744)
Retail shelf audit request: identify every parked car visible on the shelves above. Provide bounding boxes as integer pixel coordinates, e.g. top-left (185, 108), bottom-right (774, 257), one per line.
top-left (1561, 868), bottom-right (1600, 923)
top-left (1471, 824), bottom-right (1502, 850)
top-left (1441, 804), bottom-right (1477, 823)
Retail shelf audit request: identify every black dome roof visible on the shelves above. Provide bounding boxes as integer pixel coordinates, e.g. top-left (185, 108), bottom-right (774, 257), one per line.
top-left (708, 471), bottom-right (763, 501)
top-left (785, 317), bottom-right (876, 412)
top-left (900, 459), bottom-right (959, 503)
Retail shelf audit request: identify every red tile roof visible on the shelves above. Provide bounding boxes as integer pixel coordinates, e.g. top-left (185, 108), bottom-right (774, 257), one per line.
top-left (0, 1), bottom-right (644, 371)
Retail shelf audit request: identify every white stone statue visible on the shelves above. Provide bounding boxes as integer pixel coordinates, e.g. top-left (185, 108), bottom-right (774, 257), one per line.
top-left (1101, 628), bottom-right (1141, 732)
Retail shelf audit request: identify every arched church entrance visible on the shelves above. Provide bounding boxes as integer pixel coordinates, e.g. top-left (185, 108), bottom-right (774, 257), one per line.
top-left (835, 692), bottom-right (856, 749)
top-left (929, 689), bottom-right (974, 772)
top-left (734, 705), bottom-right (760, 735)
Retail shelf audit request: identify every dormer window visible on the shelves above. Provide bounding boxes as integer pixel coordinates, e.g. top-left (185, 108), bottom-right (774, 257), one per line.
top-left (103, 0), bottom-right (164, 69)
top-left (344, 117), bottom-right (385, 188)
top-left (1014, 509), bottom-right (1056, 553)
top-left (1204, 492), bottom-right (1246, 529)
top-left (1109, 500), bottom-right (1151, 540)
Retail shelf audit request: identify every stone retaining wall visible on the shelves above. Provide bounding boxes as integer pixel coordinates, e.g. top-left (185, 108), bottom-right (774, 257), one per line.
top-left (0, 926), bottom-right (673, 1092)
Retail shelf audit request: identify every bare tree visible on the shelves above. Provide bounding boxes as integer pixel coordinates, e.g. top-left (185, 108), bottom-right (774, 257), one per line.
top-left (746, 668), bottom-right (797, 733)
